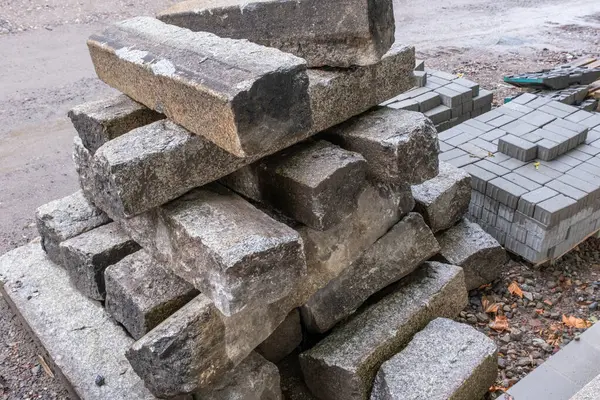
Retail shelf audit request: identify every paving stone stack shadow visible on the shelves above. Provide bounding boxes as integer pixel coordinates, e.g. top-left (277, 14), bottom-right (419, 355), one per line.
top-left (0, 2), bottom-right (508, 400)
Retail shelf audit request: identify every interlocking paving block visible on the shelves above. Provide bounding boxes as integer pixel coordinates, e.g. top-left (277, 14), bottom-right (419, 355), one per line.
top-left (412, 162), bottom-right (472, 233)
top-left (498, 203), bottom-right (516, 222)
top-left (439, 147), bottom-right (467, 161)
top-left (476, 109), bottom-right (503, 123)
top-left (59, 222), bottom-right (140, 301)
top-left (517, 187), bottom-right (560, 217)
top-left (578, 144), bottom-right (600, 156)
top-left (511, 93), bottom-right (538, 104)
top-left (446, 154), bottom-right (479, 168)
top-left (223, 140), bottom-right (367, 231)
top-left (464, 118), bottom-right (495, 133)
top-left (414, 70), bottom-right (427, 87)
top-left (521, 131), bottom-right (544, 143)
top-left (533, 194), bottom-right (578, 227)
top-left (502, 120), bottom-right (538, 136)
top-left (486, 177), bottom-right (529, 208)
top-left (545, 180), bottom-right (588, 207)
top-left (68, 94), bottom-right (163, 154)
top-left (299, 262), bottom-right (467, 400)
top-left (474, 159), bottom-right (511, 177)
top-left (504, 172), bottom-right (541, 191)
top-left (436, 218), bottom-right (507, 290)
top-left (539, 103), bottom-right (575, 119)
top-left (370, 318), bottom-right (497, 400)
top-left (537, 139), bottom-right (561, 161)
top-left (488, 114), bottom-right (517, 128)
top-left (439, 141), bottom-right (454, 152)
top-left (469, 137), bottom-right (497, 153)
top-left (414, 91), bottom-right (441, 112)
top-left (498, 134), bottom-right (538, 161)
top-left (88, 17), bottom-right (312, 158)
top-left (435, 86), bottom-right (463, 108)
top-left (386, 98), bottom-right (419, 111)
top-left (0, 242), bottom-right (161, 400)
top-left (104, 251), bottom-right (199, 340)
top-left (567, 110), bottom-right (596, 124)
top-left (525, 96), bottom-right (552, 109)
top-left (503, 102), bottom-right (535, 116)
top-left (454, 77), bottom-right (480, 97)
top-left (301, 213), bottom-right (439, 333)
top-left (35, 190), bottom-right (111, 265)
top-left (473, 89), bottom-right (494, 109)
top-left (499, 157), bottom-right (528, 171)
top-left (463, 164), bottom-right (497, 193)
top-left (256, 310), bottom-right (302, 364)
top-left (446, 82), bottom-right (473, 104)
top-left (459, 141), bottom-right (489, 159)
top-left (480, 128), bottom-right (508, 142)
top-left (539, 159), bottom-right (573, 173)
top-left (580, 114), bottom-right (600, 129)
top-left (424, 104), bottom-right (452, 125)
top-left (159, 0), bottom-right (395, 68)
top-left (324, 108), bottom-right (439, 185)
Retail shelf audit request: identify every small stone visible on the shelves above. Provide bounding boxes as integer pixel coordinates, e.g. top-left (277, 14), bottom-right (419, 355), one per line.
top-left (547, 281), bottom-right (558, 289)
top-left (510, 328), bottom-right (523, 341)
top-left (589, 302), bottom-right (598, 311)
top-left (467, 315), bottom-right (478, 324)
top-left (476, 312), bottom-right (490, 323)
top-left (503, 305), bottom-right (512, 312)
top-left (516, 357), bottom-right (531, 367)
top-left (500, 334), bottom-right (511, 344)
top-left (498, 357), bottom-right (507, 369)
top-left (95, 375), bottom-right (105, 387)
top-left (30, 365), bottom-right (41, 376)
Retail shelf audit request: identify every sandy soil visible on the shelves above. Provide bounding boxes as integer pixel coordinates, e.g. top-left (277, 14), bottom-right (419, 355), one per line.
top-left (0, 0), bottom-right (599, 398)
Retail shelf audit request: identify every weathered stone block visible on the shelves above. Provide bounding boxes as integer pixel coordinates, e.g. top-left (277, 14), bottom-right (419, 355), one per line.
top-left (126, 184), bottom-right (413, 397)
top-left (121, 184), bottom-right (306, 316)
top-left (88, 17), bottom-right (311, 157)
top-left (370, 318), bottom-right (498, 400)
top-left (222, 140), bottom-right (367, 230)
top-left (412, 161), bottom-right (472, 232)
top-left (68, 94), bottom-right (163, 154)
top-left (158, 0), bottom-right (395, 68)
top-left (35, 190), bottom-right (111, 264)
top-left (195, 352), bottom-right (282, 400)
top-left (325, 107), bottom-right (439, 185)
top-left (436, 218), bottom-right (507, 290)
top-left (257, 310), bottom-right (303, 364)
top-left (104, 251), bottom-right (199, 340)
top-left (77, 45), bottom-right (415, 219)
top-left (59, 222), bottom-right (140, 300)
top-left (299, 262), bottom-right (468, 400)
top-left (301, 213), bottom-right (440, 333)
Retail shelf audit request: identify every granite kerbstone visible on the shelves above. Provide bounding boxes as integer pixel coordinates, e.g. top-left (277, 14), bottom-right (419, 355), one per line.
top-left (257, 310), bottom-right (302, 364)
top-left (121, 184), bottom-right (306, 317)
top-left (325, 107), bottom-right (439, 185)
top-left (411, 161), bottom-right (471, 233)
top-left (222, 140), bottom-right (367, 230)
top-left (68, 94), bottom-right (163, 154)
top-left (299, 262), bottom-right (468, 400)
top-left (301, 213), bottom-right (440, 333)
top-left (370, 318), bottom-right (497, 400)
top-left (88, 17), bottom-right (311, 157)
top-left (436, 218), bottom-right (507, 290)
top-left (104, 251), bottom-right (199, 340)
top-left (157, 0), bottom-right (395, 68)
top-left (59, 222), bottom-right (140, 300)
top-left (35, 191), bottom-right (111, 264)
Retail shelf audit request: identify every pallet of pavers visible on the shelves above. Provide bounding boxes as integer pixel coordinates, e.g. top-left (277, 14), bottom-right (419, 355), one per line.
top-left (0, 1), bottom-right (510, 400)
top-left (438, 90), bottom-right (600, 264)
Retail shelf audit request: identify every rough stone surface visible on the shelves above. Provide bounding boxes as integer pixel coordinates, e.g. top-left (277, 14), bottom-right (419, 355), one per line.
top-left (325, 107), bottom-right (439, 185)
top-left (301, 213), bottom-right (440, 333)
top-left (257, 310), bottom-right (303, 364)
top-left (88, 17), bottom-right (312, 157)
top-left (436, 218), bottom-right (507, 290)
top-left (104, 251), bottom-right (199, 340)
top-left (412, 161), bottom-right (472, 233)
top-left (278, 354), bottom-right (318, 400)
top-left (0, 242), bottom-right (159, 400)
top-left (370, 318), bottom-right (498, 400)
top-left (68, 94), bottom-right (163, 154)
top-left (121, 184), bottom-right (306, 316)
top-left (126, 183), bottom-right (413, 397)
top-left (35, 190), bottom-right (111, 264)
top-left (157, 0), bottom-right (395, 68)
top-left (195, 352), bottom-right (282, 400)
top-left (76, 45), bottom-right (414, 219)
top-left (59, 222), bottom-right (140, 300)
top-left (222, 140), bottom-right (367, 230)
top-left (299, 262), bottom-right (468, 400)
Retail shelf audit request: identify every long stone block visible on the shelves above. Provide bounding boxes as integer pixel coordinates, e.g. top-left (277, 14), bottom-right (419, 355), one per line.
top-left (121, 184), bottom-right (306, 316)
top-left (68, 94), bottom-right (163, 154)
top-left (436, 218), bottom-right (506, 290)
top-left (222, 140), bottom-right (367, 230)
top-left (77, 45), bottom-right (415, 219)
top-left (157, 0), bottom-right (395, 68)
top-left (370, 318), bottom-right (497, 400)
top-left (35, 190), bottom-right (111, 264)
top-left (256, 309), bottom-right (303, 364)
top-left (301, 213), bottom-right (440, 333)
top-left (88, 17), bottom-right (311, 157)
top-left (299, 262), bottom-right (468, 400)
top-left (59, 222), bottom-right (140, 300)
top-left (324, 107), bottom-right (439, 185)
top-left (104, 251), bottom-right (199, 340)
top-left (125, 183), bottom-right (413, 397)
top-left (412, 161), bottom-right (472, 233)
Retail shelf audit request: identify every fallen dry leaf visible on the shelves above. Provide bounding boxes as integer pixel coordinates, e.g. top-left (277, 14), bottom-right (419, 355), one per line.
top-left (490, 315), bottom-right (510, 332)
top-left (38, 355), bottom-right (54, 378)
top-left (544, 299), bottom-right (553, 307)
top-left (562, 315), bottom-right (592, 329)
top-left (508, 281), bottom-right (524, 298)
top-left (482, 296), bottom-right (500, 314)
top-left (489, 385), bottom-right (508, 393)
top-left (535, 309), bottom-right (544, 315)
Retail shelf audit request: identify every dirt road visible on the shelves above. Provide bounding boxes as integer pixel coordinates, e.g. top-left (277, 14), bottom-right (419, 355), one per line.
top-left (0, 0), bottom-right (599, 398)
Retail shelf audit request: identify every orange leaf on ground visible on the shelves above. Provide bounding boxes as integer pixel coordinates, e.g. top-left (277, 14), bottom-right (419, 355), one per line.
top-left (482, 296), bottom-right (500, 314)
top-left (490, 315), bottom-right (509, 332)
top-left (508, 281), bottom-right (524, 298)
top-left (544, 299), bottom-right (553, 306)
top-left (562, 315), bottom-right (592, 329)
top-left (535, 309), bottom-right (544, 315)
top-left (489, 385), bottom-right (508, 393)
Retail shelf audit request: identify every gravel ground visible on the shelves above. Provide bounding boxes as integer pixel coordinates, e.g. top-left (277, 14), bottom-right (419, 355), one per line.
top-left (1, 0), bottom-right (600, 398)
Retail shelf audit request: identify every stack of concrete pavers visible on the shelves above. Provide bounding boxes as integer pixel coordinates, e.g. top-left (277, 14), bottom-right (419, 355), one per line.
top-left (0, 2), bottom-right (507, 400)
top-left (504, 64), bottom-right (600, 90)
top-left (438, 91), bottom-right (600, 264)
top-left (382, 63), bottom-right (493, 132)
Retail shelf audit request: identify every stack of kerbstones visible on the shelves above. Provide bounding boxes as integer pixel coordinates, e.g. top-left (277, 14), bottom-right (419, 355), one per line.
top-left (439, 91), bottom-right (600, 263)
top-left (30, 1), bottom-right (506, 399)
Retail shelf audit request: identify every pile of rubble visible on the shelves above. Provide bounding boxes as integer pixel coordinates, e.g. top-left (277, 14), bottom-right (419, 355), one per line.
top-left (0, 1), bottom-right (510, 399)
